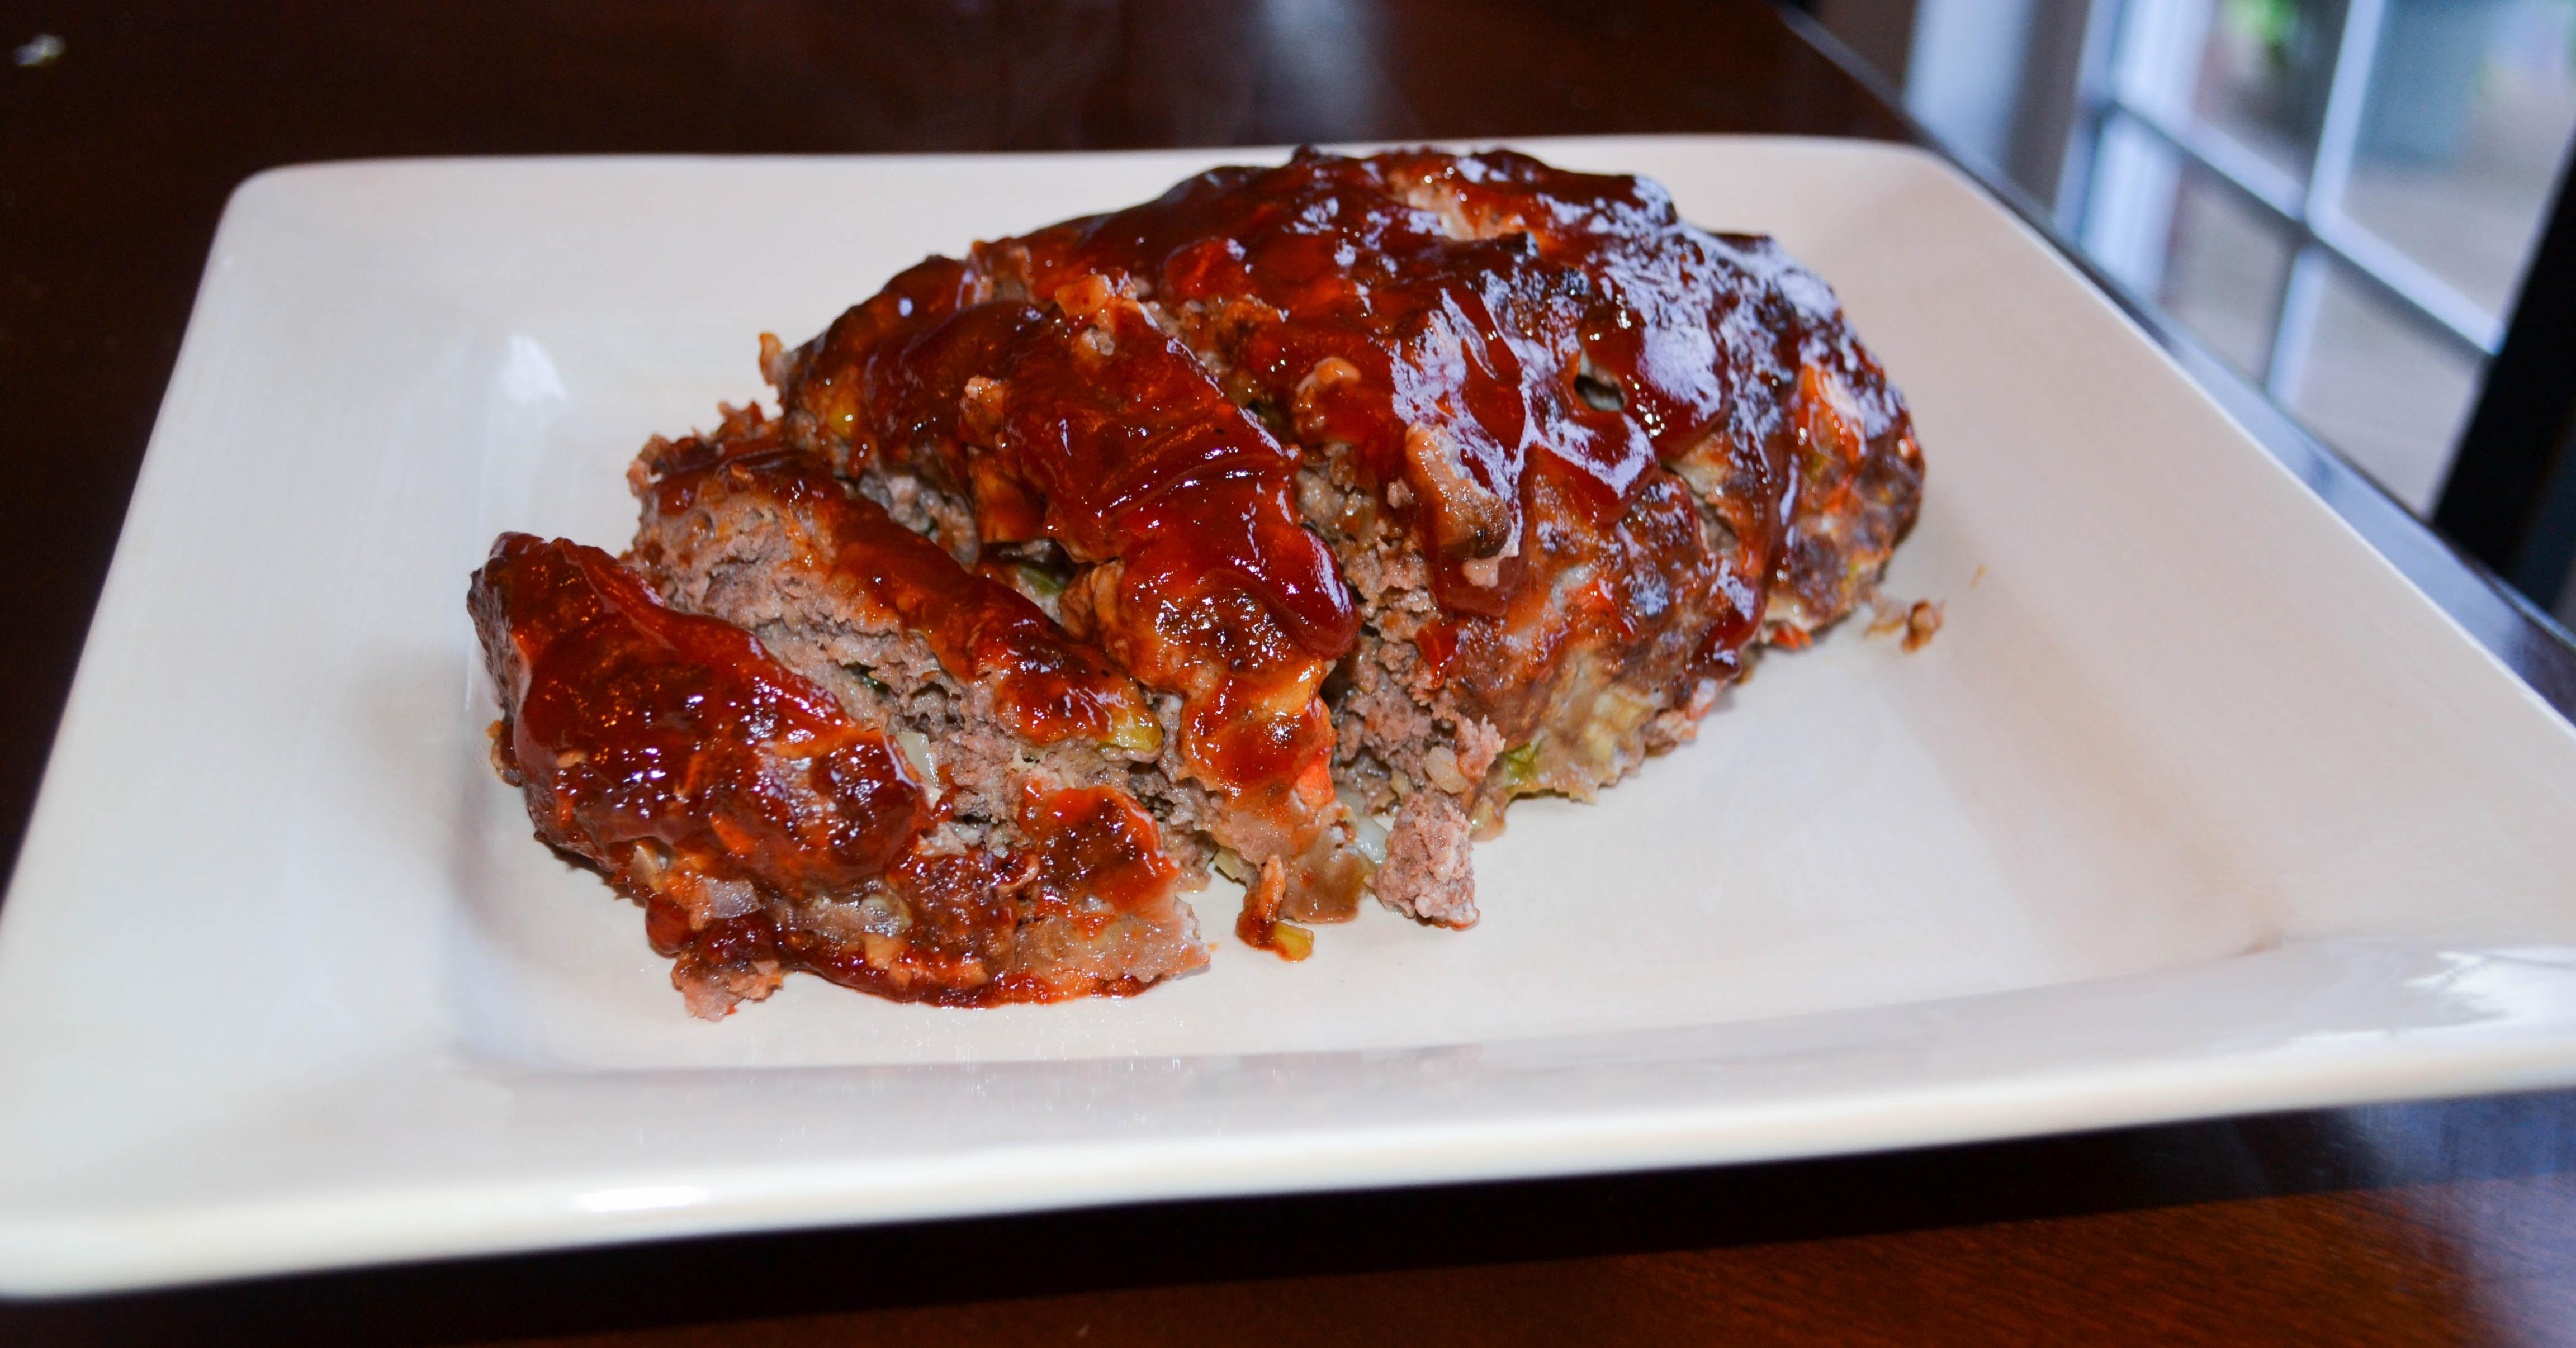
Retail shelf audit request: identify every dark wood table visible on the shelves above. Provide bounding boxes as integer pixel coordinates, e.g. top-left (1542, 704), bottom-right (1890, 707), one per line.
top-left (7, 2), bottom-right (2574, 1343)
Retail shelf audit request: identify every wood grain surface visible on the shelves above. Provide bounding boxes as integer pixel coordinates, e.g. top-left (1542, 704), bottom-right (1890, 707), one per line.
top-left (4, 2), bottom-right (2573, 1344)
top-left (501, 1176), bottom-right (2576, 1346)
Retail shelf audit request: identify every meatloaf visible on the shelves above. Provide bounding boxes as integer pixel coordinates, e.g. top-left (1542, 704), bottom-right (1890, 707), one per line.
top-left (470, 146), bottom-right (1925, 1016)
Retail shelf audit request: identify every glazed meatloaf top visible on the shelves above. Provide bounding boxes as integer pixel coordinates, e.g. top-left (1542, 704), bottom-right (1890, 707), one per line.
top-left (470, 146), bottom-right (1925, 1015)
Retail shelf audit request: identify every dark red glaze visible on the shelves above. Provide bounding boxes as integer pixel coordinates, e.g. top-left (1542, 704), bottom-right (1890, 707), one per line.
top-left (1019, 784), bottom-right (1186, 918)
top-left (788, 266), bottom-right (1355, 658)
top-left (470, 533), bottom-right (931, 891)
top-left (638, 415), bottom-right (1157, 749)
top-left (984, 291), bottom-right (1356, 654)
top-left (776, 149), bottom-right (1920, 794)
top-left (1003, 147), bottom-right (1920, 674)
top-left (776, 247), bottom-right (1367, 910)
top-left (785, 277), bottom-right (1353, 800)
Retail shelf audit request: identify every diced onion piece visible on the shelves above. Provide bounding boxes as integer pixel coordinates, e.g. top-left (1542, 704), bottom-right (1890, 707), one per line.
top-left (1348, 810), bottom-right (1390, 865)
top-left (894, 730), bottom-right (941, 801)
top-left (1423, 744), bottom-right (1470, 795)
top-left (1107, 704), bottom-right (1164, 754)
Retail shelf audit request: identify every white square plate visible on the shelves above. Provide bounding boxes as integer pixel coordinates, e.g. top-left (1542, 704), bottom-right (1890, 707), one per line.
top-left (7, 137), bottom-right (2576, 1295)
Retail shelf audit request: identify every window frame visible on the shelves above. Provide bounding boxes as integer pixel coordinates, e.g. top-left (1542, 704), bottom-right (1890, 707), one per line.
top-left (2060, 0), bottom-right (2504, 414)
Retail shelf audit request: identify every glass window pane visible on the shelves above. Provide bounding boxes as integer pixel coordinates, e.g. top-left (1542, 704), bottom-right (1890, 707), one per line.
top-left (2340, 0), bottom-right (2576, 316)
top-left (2288, 262), bottom-right (2487, 509)
top-left (2189, 0), bottom-right (2342, 180)
top-left (2157, 169), bottom-right (2299, 376)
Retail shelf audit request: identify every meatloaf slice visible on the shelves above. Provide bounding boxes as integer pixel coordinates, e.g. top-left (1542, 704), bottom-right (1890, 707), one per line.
top-left (470, 532), bottom-right (1205, 1018)
top-left (626, 404), bottom-right (1224, 889)
top-left (764, 259), bottom-right (1380, 942)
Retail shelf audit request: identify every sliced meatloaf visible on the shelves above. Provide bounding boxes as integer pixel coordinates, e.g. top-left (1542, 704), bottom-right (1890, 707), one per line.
top-left (764, 147), bottom-right (1924, 931)
top-left (470, 533), bottom-right (1205, 1017)
top-left (626, 404), bottom-right (1223, 893)
top-left (470, 145), bottom-right (1925, 1012)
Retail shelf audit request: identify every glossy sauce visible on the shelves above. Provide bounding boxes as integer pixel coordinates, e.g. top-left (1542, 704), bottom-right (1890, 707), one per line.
top-left (781, 150), bottom-right (1918, 767)
top-left (1019, 784), bottom-right (1187, 919)
top-left (1008, 148), bottom-right (1917, 675)
top-left (762, 150), bottom-right (1924, 946)
top-left (780, 246), bottom-right (1363, 914)
top-left (789, 278), bottom-right (1353, 799)
top-left (472, 533), bottom-right (932, 893)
